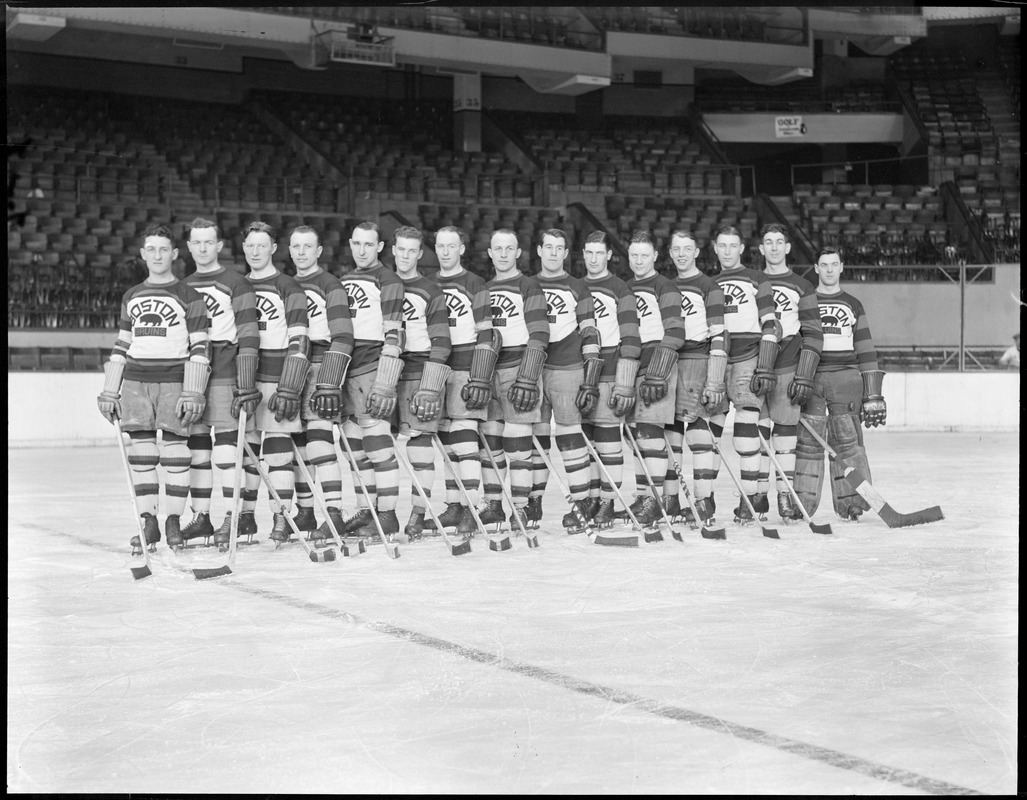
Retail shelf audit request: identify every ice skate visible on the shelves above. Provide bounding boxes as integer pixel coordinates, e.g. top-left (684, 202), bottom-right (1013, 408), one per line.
top-left (130, 512), bottom-right (161, 555)
top-left (180, 512), bottom-right (215, 546)
top-left (777, 492), bottom-right (803, 522)
top-left (341, 508), bottom-right (373, 534)
top-left (309, 507), bottom-right (344, 545)
top-left (562, 500), bottom-right (591, 534)
top-left (356, 509), bottom-right (400, 543)
top-left (292, 505), bottom-right (317, 533)
top-left (214, 511), bottom-right (258, 551)
top-left (695, 493), bottom-right (716, 524)
top-left (663, 495), bottom-right (683, 522)
top-left (633, 496), bottom-right (665, 542)
top-left (423, 502), bottom-right (466, 533)
top-left (733, 495), bottom-right (762, 524)
top-left (751, 492), bottom-right (770, 517)
top-left (269, 512), bottom-right (295, 548)
top-left (475, 500), bottom-right (506, 533)
top-left (582, 496), bottom-right (601, 522)
top-left (457, 506), bottom-right (478, 537)
top-left (841, 505), bottom-right (863, 522)
top-left (400, 510), bottom-right (426, 542)
top-left (593, 498), bottom-right (616, 528)
top-left (526, 496), bottom-right (543, 530)
top-left (165, 514), bottom-right (184, 552)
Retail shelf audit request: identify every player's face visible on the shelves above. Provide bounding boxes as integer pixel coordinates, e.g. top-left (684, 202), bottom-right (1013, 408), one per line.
top-left (435, 231), bottom-right (465, 270)
top-left (815, 253), bottom-right (844, 288)
top-left (289, 231), bottom-right (322, 272)
top-left (243, 232), bottom-right (277, 271)
top-left (669, 235), bottom-right (698, 273)
top-left (186, 226), bottom-right (222, 269)
top-left (141, 235), bottom-right (178, 277)
top-left (488, 232), bottom-right (521, 273)
top-left (349, 228), bottom-right (383, 269)
top-left (392, 236), bottom-right (423, 275)
top-left (583, 243), bottom-right (611, 278)
top-left (537, 234), bottom-right (568, 274)
top-left (627, 242), bottom-right (656, 278)
top-left (715, 234), bottom-right (743, 269)
top-left (759, 232), bottom-right (790, 268)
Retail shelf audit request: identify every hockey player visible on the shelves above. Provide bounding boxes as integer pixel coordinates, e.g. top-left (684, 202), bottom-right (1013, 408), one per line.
top-left (284, 225), bottom-right (355, 544)
top-left (480, 228), bottom-right (550, 530)
top-left (428, 226), bottom-right (497, 538)
top-left (530, 228), bottom-right (603, 531)
top-left (757, 223), bottom-right (823, 520)
top-left (705, 225), bottom-right (779, 523)
top-left (389, 226), bottom-right (452, 541)
top-left (580, 231), bottom-right (642, 526)
top-left (240, 221), bottom-right (310, 544)
top-left (793, 247), bottom-right (886, 520)
top-left (96, 223), bottom-right (211, 553)
top-left (625, 231), bottom-right (686, 526)
top-left (179, 217), bottom-right (261, 549)
top-left (338, 221), bottom-right (406, 539)
top-left (659, 229), bottom-right (726, 524)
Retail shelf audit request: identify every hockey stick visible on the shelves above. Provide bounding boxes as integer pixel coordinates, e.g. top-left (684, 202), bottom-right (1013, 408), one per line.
top-left (576, 434), bottom-right (642, 547)
top-left (476, 429), bottom-right (538, 548)
top-left (290, 437), bottom-right (350, 557)
top-left (756, 428), bottom-right (832, 535)
top-left (663, 433), bottom-right (727, 541)
top-left (429, 433), bottom-right (511, 552)
top-left (192, 411), bottom-right (248, 579)
top-left (241, 439), bottom-right (337, 562)
top-left (391, 433), bottom-right (471, 556)
top-left (699, 420), bottom-right (780, 539)
top-left (114, 419), bottom-right (153, 580)
top-left (335, 426), bottom-right (400, 559)
top-left (798, 418), bottom-right (944, 528)
top-left (620, 424), bottom-right (677, 543)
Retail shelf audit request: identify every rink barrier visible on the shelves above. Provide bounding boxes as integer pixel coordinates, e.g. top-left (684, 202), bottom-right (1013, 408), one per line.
top-left (6, 370), bottom-right (1020, 447)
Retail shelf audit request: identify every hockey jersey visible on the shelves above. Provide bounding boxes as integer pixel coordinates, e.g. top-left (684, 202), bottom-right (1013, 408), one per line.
top-left (628, 272), bottom-right (686, 370)
top-left (184, 266), bottom-right (259, 384)
top-left (584, 272), bottom-right (642, 380)
top-left (247, 269), bottom-right (309, 383)
top-left (400, 273), bottom-right (451, 380)
top-left (488, 272), bottom-right (550, 370)
top-left (342, 260), bottom-right (405, 377)
top-left (714, 266), bottom-right (777, 363)
top-left (816, 290), bottom-right (879, 372)
top-left (296, 267), bottom-right (354, 364)
top-left (764, 269), bottom-right (823, 372)
top-left (536, 272), bottom-right (597, 370)
top-left (675, 271), bottom-right (726, 360)
top-left (433, 267), bottom-right (494, 372)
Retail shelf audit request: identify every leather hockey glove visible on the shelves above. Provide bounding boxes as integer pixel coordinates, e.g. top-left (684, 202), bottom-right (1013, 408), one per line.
top-left (311, 350), bottom-right (351, 420)
top-left (176, 358), bottom-right (211, 426)
top-left (231, 352), bottom-right (261, 419)
top-left (608, 357), bottom-right (638, 417)
top-left (701, 349), bottom-right (727, 408)
top-left (749, 323), bottom-right (780, 397)
top-left (96, 357), bottom-right (125, 424)
top-left (859, 369), bottom-right (887, 428)
top-left (788, 348), bottom-right (820, 407)
top-left (509, 344), bottom-right (547, 413)
top-left (366, 348), bottom-right (404, 419)
top-left (268, 352), bottom-right (310, 422)
top-left (461, 329), bottom-right (501, 410)
top-left (575, 356), bottom-right (603, 417)
top-left (638, 346), bottom-right (677, 406)
top-left (411, 361), bottom-right (451, 422)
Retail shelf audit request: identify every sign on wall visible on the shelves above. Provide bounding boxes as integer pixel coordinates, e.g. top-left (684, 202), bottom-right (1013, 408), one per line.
top-left (775, 116), bottom-right (806, 138)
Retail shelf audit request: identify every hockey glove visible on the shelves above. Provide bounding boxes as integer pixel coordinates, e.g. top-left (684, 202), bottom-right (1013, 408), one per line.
top-left (701, 349), bottom-right (727, 408)
top-left (575, 356), bottom-right (603, 417)
top-left (461, 329), bottom-right (501, 410)
top-left (788, 348), bottom-right (820, 407)
top-left (749, 329), bottom-right (780, 397)
top-left (96, 357), bottom-right (125, 424)
top-left (268, 353), bottom-right (310, 422)
top-left (367, 352), bottom-right (404, 419)
top-left (509, 344), bottom-right (547, 413)
top-left (859, 369), bottom-right (887, 428)
top-left (638, 346), bottom-right (677, 406)
top-left (608, 358), bottom-right (638, 417)
top-left (411, 361), bottom-right (451, 422)
top-left (311, 350), bottom-right (351, 420)
top-left (231, 352), bottom-right (261, 419)
top-left (176, 359), bottom-right (211, 426)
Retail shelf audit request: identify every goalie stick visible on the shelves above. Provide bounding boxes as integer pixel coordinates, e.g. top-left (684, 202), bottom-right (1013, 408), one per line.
top-left (662, 433), bottom-right (727, 541)
top-left (241, 439), bottom-right (337, 563)
top-left (756, 429), bottom-right (832, 535)
top-left (335, 428), bottom-right (400, 559)
top-left (798, 418), bottom-right (944, 528)
top-left (392, 433), bottom-right (470, 557)
top-left (290, 438), bottom-right (351, 558)
top-left (699, 420), bottom-right (780, 539)
top-left (577, 434), bottom-right (642, 547)
top-left (115, 419), bottom-right (153, 581)
top-left (476, 430), bottom-right (538, 548)
top-left (192, 412), bottom-right (249, 580)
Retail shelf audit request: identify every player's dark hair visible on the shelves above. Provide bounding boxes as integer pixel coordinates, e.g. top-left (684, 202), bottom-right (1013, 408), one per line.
top-left (352, 221), bottom-right (381, 242)
top-left (714, 225), bottom-right (742, 242)
top-left (629, 230), bottom-right (656, 249)
top-left (291, 224), bottom-right (321, 246)
top-left (186, 217), bottom-right (219, 240)
top-left (669, 229), bottom-right (699, 247)
top-left (243, 221), bottom-right (276, 241)
top-left (394, 225), bottom-right (424, 244)
top-left (760, 223), bottom-right (789, 242)
top-left (584, 230), bottom-right (611, 248)
top-left (816, 246), bottom-right (844, 263)
top-left (541, 228), bottom-right (568, 247)
top-left (142, 223), bottom-right (174, 244)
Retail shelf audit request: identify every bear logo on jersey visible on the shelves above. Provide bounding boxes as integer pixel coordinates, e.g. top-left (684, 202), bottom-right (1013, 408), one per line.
top-left (344, 282), bottom-right (371, 315)
top-left (135, 312), bottom-right (167, 336)
top-left (490, 293), bottom-right (520, 329)
top-left (721, 282), bottom-right (750, 314)
top-left (544, 290), bottom-right (568, 324)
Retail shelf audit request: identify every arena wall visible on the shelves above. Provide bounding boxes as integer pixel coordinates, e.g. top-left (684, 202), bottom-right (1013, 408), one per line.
top-left (6, 372), bottom-right (1019, 448)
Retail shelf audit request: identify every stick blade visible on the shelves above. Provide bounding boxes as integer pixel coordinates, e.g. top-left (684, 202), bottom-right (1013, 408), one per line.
top-left (130, 564), bottom-right (152, 580)
top-left (809, 521), bottom-right (833, 535)
top-left (643, 528), bottom-right (664, 543)
top-left (193, 565), bottom-right (232, 580)
top-left (525, 534), bottom-right (539, 548)
top-left (488, 535), bottom-right (512, 551)
top-left (669, 527), bottom-right (684, 542)
top-left (449, 540), bottom-right (472, 556)
top-left (761, 525), bottom-right (781, 540)
top-left (700, 525), bottom-right (727, 540)
top-left (384, 542), bottom-right (401, 559)
top-left (880, 503), bottom-right (945, 528)
top-left (588, 530), bottom-right (640, 547)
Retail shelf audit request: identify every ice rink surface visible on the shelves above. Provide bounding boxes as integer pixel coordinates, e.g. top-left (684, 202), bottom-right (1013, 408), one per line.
top-left (7, 430), bottom-right (1018, 795)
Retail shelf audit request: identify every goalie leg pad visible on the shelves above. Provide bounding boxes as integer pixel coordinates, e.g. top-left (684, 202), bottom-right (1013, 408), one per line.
top-left (827, 413), bottom-right (871, 515)
top-left (793, 414), bottom-right (827, 516)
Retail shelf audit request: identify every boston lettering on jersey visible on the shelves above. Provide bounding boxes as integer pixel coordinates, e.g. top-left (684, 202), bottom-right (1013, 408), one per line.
top-left (128, 297), bottom-right (181, 336)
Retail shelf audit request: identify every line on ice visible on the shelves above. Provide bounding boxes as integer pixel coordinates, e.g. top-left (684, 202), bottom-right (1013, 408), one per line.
top-left (21, 523), bottom-right (984, 796)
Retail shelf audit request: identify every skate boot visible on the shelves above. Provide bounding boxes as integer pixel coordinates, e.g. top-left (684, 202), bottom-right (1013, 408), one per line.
top-left (526, 496), bottom-right (543, 530)
top-left (593, 498), bottom-right (616, 528)
top-left (341, 508), bottom-right (374, 535)
top-left (627, 495), bottom-right (647, 521)
top-left (213, 511), bottom-right (258, 551)
top-left (841, 505), bottom-right (863, 522)
top-left (269, 512), bottom-right (292, 547)
top-left (457, 506), bottom-right (478, 538)
top-left (310, 507), bottom-right (344, 544)
top-left (130, 512), bottom-right (161, 554)
top-left (634, 496), bottom-right (663, 527)
top-left (432, 502), bottom-right (467, 531)
top-left (733, 496), bottom-right (758, 524)
top-left (165, 514), bottom-right (184, 551)
top-left (663, 495), bottom-right (683, 521)
top-left (510, 504), bottom-right (530, 532)
top-left (356, 509), bottom-right (400, 542)
top-left (582, 496), bottom-right (601, 522)
top-left (777, 492), bottom-right (803, 521)
top-left (475, 500), bottom-right (507, 532)
top-left (292, 505), bottom-right (317, 533)
top-left (562, 501), bottom-right (591, 533)
top-left (751, 492), bottom-right (770, 518)
top-left (401, 510), bottom-right (426, 543)
top-left (180, 512), bottom-right (214, 545)
top-left (694, 494), bottom-right (716, 524)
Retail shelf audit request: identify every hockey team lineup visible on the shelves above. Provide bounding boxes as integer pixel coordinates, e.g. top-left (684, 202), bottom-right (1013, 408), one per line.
top-left (97, 219), bottom-right (944, 580)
